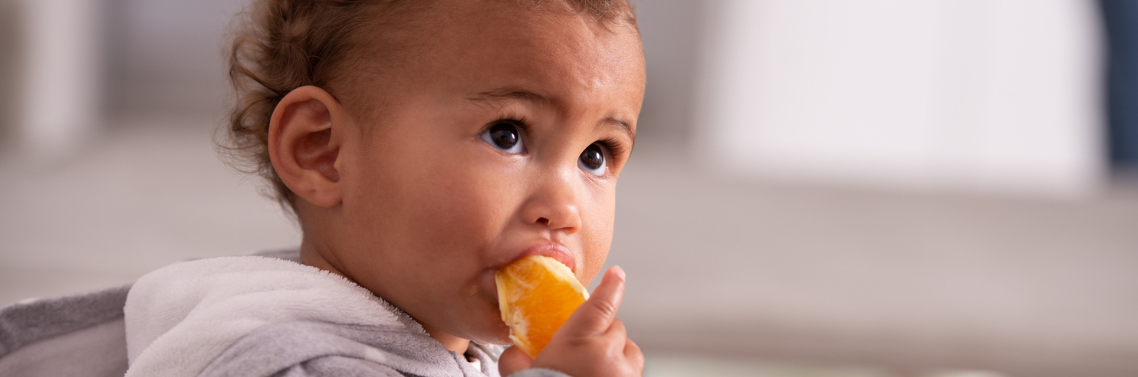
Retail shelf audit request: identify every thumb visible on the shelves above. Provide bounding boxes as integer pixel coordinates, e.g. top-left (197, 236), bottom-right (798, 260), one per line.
top-left (562, 266), bottom-right (626, 336)
top-left (498, 345), bottom-right (533, 377)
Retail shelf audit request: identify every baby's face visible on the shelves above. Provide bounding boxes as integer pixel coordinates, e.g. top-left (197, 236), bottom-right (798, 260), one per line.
top-left (327, 2), bottom-right (644, 345)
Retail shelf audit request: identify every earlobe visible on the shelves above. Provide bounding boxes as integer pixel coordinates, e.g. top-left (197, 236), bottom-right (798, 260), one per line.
top-left (268, 86), bottom-right (346, 209)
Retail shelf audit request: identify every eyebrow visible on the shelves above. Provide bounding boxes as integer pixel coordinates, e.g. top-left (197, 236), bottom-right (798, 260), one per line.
top-left (602, 118), bottom-right (636, 147)
top-left (467, 88), bottom-right (636, 145)
top-left (467, 88), bottom-right (552, 105)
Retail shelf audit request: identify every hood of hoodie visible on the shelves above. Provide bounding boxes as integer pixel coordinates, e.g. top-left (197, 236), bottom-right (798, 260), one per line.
top-left (122, 255), bottom-right (432, 377)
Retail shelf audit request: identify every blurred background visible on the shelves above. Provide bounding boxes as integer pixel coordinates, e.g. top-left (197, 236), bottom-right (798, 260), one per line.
top-left (1, 0), bottom-right (1136, 376)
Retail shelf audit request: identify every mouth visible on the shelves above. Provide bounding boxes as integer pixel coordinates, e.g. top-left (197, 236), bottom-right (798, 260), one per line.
top-left (480, 241), bottom-right (577, 306)
top-left (514, 242), bottom-right (576, 273)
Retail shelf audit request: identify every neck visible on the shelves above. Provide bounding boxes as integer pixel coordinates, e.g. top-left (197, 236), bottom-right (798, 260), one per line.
top-left (422, 324), bottom-right (471, 354)
top-left (298, 236), bottom-right (471, 355)
top-left (299, 235), bottom-right (348, 278)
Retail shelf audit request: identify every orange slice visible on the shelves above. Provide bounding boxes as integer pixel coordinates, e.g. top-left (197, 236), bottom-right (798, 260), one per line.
top-left (496, 255), bottom-right (589, 358)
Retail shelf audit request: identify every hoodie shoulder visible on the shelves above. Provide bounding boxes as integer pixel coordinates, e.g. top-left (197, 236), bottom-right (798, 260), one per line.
top-left (123, 256), bottom-right (422, 377)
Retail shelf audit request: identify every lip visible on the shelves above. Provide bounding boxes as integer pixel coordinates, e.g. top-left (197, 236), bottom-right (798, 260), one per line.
top-left (481, 242), bottom-right (577, 307)
top-left (513, 242), bottom-right (576, 273)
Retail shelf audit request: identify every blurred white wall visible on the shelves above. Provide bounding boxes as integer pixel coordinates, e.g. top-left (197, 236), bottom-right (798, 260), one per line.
top-left (103, 0), bottom-right (243, 117)
top-left (4, 0), bottom-right (241, 160)
top-left (17, 0), bottom-right (103, 160)
top-left (636, 0), bottom-right (705, 146)
top-left (695, 0), bottom-right (1104, 197)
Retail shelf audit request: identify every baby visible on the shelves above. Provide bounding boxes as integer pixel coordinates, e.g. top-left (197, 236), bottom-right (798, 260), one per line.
top-left (123, 0), bottom-right (645, 376)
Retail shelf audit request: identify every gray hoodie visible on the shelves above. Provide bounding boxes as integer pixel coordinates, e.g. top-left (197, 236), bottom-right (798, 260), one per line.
top-left (0, 250), bottom-right (571, 377)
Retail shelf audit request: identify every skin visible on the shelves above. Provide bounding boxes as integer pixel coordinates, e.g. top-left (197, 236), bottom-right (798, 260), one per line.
top-left (266, 0), bottom-right (646, 375)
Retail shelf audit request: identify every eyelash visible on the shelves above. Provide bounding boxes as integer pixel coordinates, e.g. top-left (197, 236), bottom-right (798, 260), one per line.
top-left (484, 111), bottom-right (530, 137)
top-left (594, 138), bottom-right (625, 165)
top-left (487, 114), bottom-right (629, 166)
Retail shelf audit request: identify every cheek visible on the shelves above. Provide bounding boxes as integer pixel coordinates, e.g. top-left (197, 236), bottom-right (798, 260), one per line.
top-left (410, 170), bottom-right (511, 249)
top-left (381, 148), bottom-right (523, 262)
top-left (579, 188), bottom-right (616, 285)
top-left (342, 139), bottom-right (512, 269)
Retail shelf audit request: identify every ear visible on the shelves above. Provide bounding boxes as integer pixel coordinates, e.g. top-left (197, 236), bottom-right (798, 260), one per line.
top-left (268, 85), bottom-right (346, 209)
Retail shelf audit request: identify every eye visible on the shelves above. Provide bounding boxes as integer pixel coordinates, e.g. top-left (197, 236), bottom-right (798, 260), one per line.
top-left (578, 143), bottom-right (608, 176)
top-left (480, 120), bottom-right (525, 154)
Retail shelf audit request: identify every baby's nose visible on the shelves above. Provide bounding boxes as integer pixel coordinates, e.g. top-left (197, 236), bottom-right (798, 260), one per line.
top-left (522, 172), bottom-right (582, 232)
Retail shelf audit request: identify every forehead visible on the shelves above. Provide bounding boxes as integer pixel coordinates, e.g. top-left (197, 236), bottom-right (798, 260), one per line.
top-left (349, 0), bottom-right (646, 126)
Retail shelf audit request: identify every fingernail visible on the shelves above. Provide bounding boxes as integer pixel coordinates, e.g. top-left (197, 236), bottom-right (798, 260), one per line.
top-left (612, 265), bottom-right (626, 281)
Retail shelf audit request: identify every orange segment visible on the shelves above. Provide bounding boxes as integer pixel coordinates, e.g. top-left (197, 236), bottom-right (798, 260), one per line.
top-left (496, 255), bottom-right (589, 358)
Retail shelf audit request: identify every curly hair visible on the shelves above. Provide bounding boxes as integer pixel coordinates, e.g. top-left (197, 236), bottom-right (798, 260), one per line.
top-left (220, 0), bottom-right (636, 214)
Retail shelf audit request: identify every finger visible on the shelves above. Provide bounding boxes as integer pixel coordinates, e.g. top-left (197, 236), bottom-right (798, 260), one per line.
top-left (497, 345), bottom-right (533, 377)
top-left (625, 338), bottom-right (644, 374)
top-left (561, 266), bottom-right (626, 336)
top-left (607, 317), bottom-right (627, 339)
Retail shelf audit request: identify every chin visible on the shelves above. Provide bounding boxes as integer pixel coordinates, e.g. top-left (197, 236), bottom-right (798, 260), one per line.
top-left (466, 320), bottom-right (513, 346)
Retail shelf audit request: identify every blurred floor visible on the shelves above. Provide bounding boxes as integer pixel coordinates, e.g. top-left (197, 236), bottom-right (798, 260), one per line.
top-left (2, 117), bottom-right (1137, 376)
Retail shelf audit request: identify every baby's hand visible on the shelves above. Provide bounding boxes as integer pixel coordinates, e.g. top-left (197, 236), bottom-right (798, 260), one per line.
top-left (498, 266), bottom-right (644, 377)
